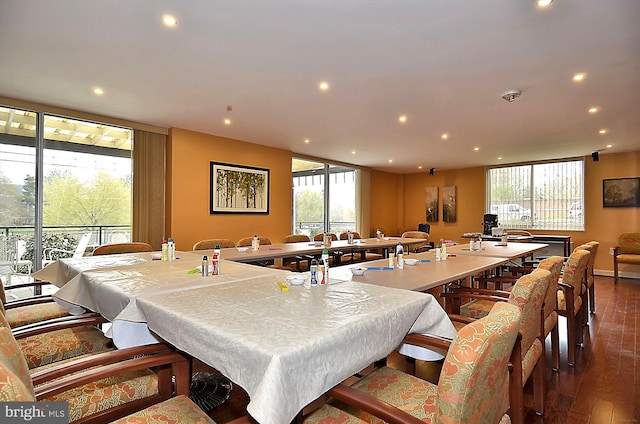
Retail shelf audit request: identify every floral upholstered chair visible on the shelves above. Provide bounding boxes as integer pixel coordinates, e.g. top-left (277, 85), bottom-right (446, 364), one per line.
top-left (0, 282), bottom-right (78, 329)
top-left (0, 325), bottom-right (197, 423)
top-left (193, 238), bottom-right (236, 250)
top-left (401, 230), bottom-right (431, 253)
top-left (557, 248), bottom-right (590, 366)
top-left (281, 234), bottom-right (312, 271)
top-left (1, 306), bottom-right (114, 374)
top-left (439, 268), bottom-right (551, 424)
top-left (613, 233), bottom-right (640, 284)
top-left (305, 301), bottom-right (522, 424)
top-left (93, 242), bottom-right (154, 256)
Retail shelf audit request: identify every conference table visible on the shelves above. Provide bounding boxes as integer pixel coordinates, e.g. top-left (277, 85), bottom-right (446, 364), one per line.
top-left (447, 240), bottom-right (549, 262)
top-left (329, 249), bottom-right (509, 292)
top-left (217, 236), bottom-right (426, 263)
top-left (34, 251), bottom-right (456, 424)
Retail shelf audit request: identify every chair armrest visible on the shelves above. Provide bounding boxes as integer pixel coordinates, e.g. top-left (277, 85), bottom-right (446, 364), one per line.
top-left (443, 286), bottom-right (511, 297)
top-left (402, 332), bottom-right (453, 352)
top-left (14, 312), bottom-right (103, 332)
top-left (31, 343), bottom-right (172, 384)
top-left (12, 314), bottom-right (108, 339)
top-left (447, 313), bottom-right (476, 326)
top-left (4, 295), bottom-right (56, 309)
top-left (328, 383), bottom-right (424, 424)
top-left (4, 280), bottom-right (53, 291)
top-left (34, 344), bottom-right (191, 400)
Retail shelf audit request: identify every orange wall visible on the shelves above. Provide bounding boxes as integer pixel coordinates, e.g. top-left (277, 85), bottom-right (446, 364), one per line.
top-left (166, 127), bottom-right (292, 250)
top-left (370, 150), bottom-right (640, 274)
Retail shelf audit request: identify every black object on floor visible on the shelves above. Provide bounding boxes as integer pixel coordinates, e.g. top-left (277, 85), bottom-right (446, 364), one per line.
top-left (190, 372), bottom-right (233, 412)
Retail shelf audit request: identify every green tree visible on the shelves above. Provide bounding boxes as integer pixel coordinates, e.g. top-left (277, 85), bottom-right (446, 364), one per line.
top-left (44, 170), bottom-right (130, 225)
top-left (0, 172), bottom-right (26, 226)
top-left (295, 190), bottom-right (323, 225)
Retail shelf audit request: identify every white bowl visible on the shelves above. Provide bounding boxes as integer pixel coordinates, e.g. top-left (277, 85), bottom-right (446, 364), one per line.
top-left (286, 275), bottom-right (306, 286)
top-left (350, 267), bottom-right (367, 276)
top-left (237, 247), bottom-right (249, 253)
top-left (404, 258), bottom-right (418, 266)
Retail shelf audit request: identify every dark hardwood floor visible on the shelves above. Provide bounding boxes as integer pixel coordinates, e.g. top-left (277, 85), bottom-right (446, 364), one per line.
top-left (200, 275), bottom-right (639, 423)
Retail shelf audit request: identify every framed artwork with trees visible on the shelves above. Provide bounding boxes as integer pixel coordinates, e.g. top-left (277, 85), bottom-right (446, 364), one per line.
top-left (210, 162), bottom-right (270, 214)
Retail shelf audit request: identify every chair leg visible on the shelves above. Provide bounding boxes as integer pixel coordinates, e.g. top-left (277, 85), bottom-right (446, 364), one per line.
top-left (533, 361), bottom-right (546, 415)
top-left (614, 256), bottom-right (618, 284)
top-left (551, 325), bottom-right (560, 371)
top-left (588, 283), bottom-right (595, 314)
top-left (567, 313), bottom-right (576, 366)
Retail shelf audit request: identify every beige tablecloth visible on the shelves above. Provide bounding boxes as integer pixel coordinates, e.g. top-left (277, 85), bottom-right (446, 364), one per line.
top-left (136, 278), bottom-right (455, 424)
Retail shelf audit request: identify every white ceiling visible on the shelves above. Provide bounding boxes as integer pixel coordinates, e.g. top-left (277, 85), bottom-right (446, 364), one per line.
top-left (1, 0), bottom-right (639, 173)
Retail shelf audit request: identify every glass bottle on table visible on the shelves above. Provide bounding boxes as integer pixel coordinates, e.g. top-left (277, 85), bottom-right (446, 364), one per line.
top-left (396, 242), bottom-right (404, 269)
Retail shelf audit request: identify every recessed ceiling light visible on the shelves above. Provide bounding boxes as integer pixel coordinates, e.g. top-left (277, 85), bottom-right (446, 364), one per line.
top-left (351, 150), bottom-right (356, 154)
top-left (599, 129), bottom-right (607, 134)
top-left (441, 133), bottom-right (449, 140)
top-left (388, 159), bottom-right (393, 163)
top-left (304, 139), bottom-right (310, 144)
top-left (319, 81), bottom-right (329, 91)
top-left (93, 88), bottom-right (104, 95)
top-left (606, 144), bottom-right (613, 148)
top-left (588, 107), bottom-right (599, 114)
top-left (474, 147), bottom-right (480, 152)
top-left (398, 115), bottom-right (407, 123)
top-left (498, 157), bottom-right (503, 160)
top-left (537, 0), bottom-right (553, 8)
top-left (418, 166), bottom-right (423, 169)
top-left (162, 15), bottom-right (178, 26)
top-left (573, 73), bottom-right (587, 82)
top-left (224, 119), bottom-right (231, 125)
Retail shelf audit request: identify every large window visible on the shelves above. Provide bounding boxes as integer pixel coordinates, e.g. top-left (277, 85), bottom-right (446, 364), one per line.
top-left (292, 158), bottom-right (357, 238)
top-left (0, 106), bottom-right (133, 273)
top-left (486, 159), bottom-right (584, 231)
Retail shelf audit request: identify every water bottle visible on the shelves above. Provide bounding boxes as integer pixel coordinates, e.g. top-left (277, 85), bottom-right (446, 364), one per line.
top-left (212, 245), bottom-right (220, 275)
top-left (396, 242), bottom-right (404, 269)
top-left (310, 259), bottom-right (319, 286)
top-left (201, 255), bottom-right (209, 276)
top-left (252, 234), bottom-right (260, 251)
top-left (167, 238), bottom-right (175, 261)
top-left (321, 247), bottom-right (329, 285)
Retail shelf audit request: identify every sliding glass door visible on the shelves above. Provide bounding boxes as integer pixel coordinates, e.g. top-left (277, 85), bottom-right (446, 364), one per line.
top-left (0, 105), bottom-right (133, 277)
top-left (292, 158), bottom-right (357, 239)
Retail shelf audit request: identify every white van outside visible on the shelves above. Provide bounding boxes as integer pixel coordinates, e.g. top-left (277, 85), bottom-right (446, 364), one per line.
top-left (490, 203), bottom-right (533, 223)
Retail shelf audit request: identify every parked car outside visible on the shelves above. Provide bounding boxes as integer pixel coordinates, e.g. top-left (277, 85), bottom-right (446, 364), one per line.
top-left (569, 202), bottom-right (583, 219)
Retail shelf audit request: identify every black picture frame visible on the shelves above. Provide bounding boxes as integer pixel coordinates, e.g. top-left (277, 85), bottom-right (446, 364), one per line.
top-left (602, 177), bottom-right (640, 208)
top-left (210, 162), bottom-right (270, 214)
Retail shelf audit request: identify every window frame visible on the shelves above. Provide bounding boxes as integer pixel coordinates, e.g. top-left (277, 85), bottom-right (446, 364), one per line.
top-left (485, 157), bottom-right (585, 232)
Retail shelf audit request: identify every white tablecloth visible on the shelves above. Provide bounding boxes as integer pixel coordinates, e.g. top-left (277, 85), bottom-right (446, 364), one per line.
top-left (136, 278), bottom-right (455, 424)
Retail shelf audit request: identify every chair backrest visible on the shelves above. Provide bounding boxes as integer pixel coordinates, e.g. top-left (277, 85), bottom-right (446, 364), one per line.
top-left (418, 223), bottom-right (430, 234)
top-left (93, 242), bottom-right (154, 256)
top-left (562, 249), bottom-right (590, 293)
top-left (401, 230), bottom-right (429, 241)
top-left (313, 233), bottom-right (337, 242)
top-left (283, 234), bottom-right (311, 243)
top-left (338, 232), bottom-right (361, 240)
top-left (508, 268), bottom-right (551, 354)
top-left (0, 326), bottom-right (36, 401)
top-left (0, 236), bottom-right (17, 266)
top-left (537, 256), bottom-right (564, 320)
top-left (575, 243), bottom-right (597, 285)
top-left (193, 239), bottom-right (236, 250)
top-left (237, 236), bottom-right (272, 247)
top-left (436, 301), bottom-right (521, 423)
top-left (617, 233), bottom-right (640, 255)
top-left (73, 232), bottom-right (93, 258)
